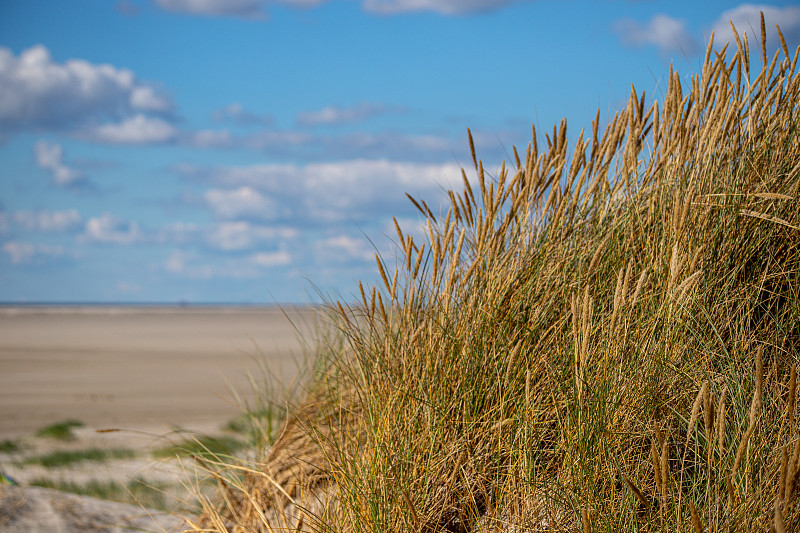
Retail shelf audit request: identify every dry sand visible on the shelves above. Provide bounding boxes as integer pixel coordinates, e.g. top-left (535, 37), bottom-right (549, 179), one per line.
top-left (0, 305), bottom-right (321, 440)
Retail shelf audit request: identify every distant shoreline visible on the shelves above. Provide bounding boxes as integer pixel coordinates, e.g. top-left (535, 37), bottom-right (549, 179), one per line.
top-left (0, 301), bottom-right (316, 308)
top-left (0, 302), bottom-right (321, 316)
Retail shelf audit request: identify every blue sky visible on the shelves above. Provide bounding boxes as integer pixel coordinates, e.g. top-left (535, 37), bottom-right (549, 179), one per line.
top-left (1, 1), bottom-right (798, 303)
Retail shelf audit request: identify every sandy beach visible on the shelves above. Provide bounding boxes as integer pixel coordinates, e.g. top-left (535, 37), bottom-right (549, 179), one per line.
top-left (0, 305), bottom-right (321, 440)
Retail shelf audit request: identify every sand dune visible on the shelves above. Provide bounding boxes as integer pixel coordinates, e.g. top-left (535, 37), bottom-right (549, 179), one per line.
top-left (0, 305), bottom-right (321, 440)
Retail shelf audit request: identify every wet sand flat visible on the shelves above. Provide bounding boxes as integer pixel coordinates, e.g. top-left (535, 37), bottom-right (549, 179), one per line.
top-left (0, 305), bottom-right (320, 439)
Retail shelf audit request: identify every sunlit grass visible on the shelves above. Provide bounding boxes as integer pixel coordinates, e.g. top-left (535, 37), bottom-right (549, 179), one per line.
top-left (194, 19), bottom-right (800, 532)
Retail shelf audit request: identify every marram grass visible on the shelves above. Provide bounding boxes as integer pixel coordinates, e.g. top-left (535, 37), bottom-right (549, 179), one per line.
top-left (193, 20), bottom-right (800, 532)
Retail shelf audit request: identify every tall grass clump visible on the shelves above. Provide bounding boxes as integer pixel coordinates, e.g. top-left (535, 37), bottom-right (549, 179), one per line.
top-left (195, 20), bottom-right (800, 532)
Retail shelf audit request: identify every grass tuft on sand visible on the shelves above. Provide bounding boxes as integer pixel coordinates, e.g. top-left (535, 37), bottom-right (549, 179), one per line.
top-left (24, 448), bottom-right (136, 468)
top-left (0, 439), bottom-right (22, 454)
top-left (34, 420), bottom-right (84, 441)
top-left (194, 19), bottom-right (800, 532)
top-left (29, 476), bottom-right (170, 511)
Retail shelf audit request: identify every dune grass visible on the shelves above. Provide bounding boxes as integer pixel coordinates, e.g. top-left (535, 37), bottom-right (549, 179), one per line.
top-left (194, 20), bottom-right (800, 532)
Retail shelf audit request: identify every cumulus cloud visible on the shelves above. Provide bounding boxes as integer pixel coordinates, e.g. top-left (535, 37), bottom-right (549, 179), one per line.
top-left (154, 0), bottom-right (329, 19)
top-left (171, 127), bottom-right (453, 160)
top-left (207, 221), bottom-right (297, 251)
top-left (154, 221), bottom-right (200, 245)
top-left (34, 140), bottom-right (84, 186)
top-left (213, 103), bottom-right (273, 126)
top-left (164, 249), bottom-right (190, 273)
top-left (296, 102), bottom-right (406, 126)
top-left (154, 0), bottom-right (522, 18)
top-left (0, 45), bottom-right (173, 134)
top-left (251, 249), bottom-right (292, 267)
top-left (12, 209), bottom-right (82, 232)
top-left (242, 130), bottom-right (317, 152)
top-left (204, 186), bottom-right (278, 220)
top-left (82, 214), bottom-right (143, 244)
top-left (299, 160), bottom-right (461, 221)
top-left (116, 281), bottom-right (141, 294)
top-left (614, 14), bottom-right (699, 55)
top-left (241, 129), bottom-right (453, 160)
top-left (362, 0), bottom-right (523, 15)
top-left (86, 114), bottom-right (177, 144)
top-left (182, 159), bottom-right (464, 223)
top-left (154, 0), bottom-right (268, 18)
top-left (115, 1), bottom-right (141, 16)
top-left (187, 129), bottom-right (233, 148)
top-left (709, 4), bottom-right (800, 54)
top-left (2, 241), bottom-right (67, 264)
top-left (317, 235), bottom-right (375, 262)
top-left (164, 248), bottom-right (291, 279)
top-left (130, 85), bottom-right (172, 113)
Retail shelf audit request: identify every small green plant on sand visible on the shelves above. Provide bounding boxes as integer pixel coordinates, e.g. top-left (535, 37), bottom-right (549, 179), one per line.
top-left (35, 419), bottom-right (84, 441)
top-left (24, 448), bottom-right (135, 468)
top-left (30, 476), bottom-right (170, 511)
top-left (0, 439), bottom-right (21, 454)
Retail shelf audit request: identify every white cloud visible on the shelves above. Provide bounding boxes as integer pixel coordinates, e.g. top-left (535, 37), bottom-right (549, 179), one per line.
top-left (318, 235), bottom-right (375, 262)
top-left (154, 0), bottom-right (267, 18)
top-left (165, 249), bottom-right (190, 273)
top-left (207, 221), bottom-right (297, 251)
top-left (303, 158), bottom-right (463, 197)
top-left (296, 102), bottom-right (405, 126)
top-left (129, 85), bottom-right (172, 112)
top-left (82, 214), bottom-right (143, 244)
top-left (155, 221), bottom-right (200, 245)
top-left (246, 130), bottom-right (453, 159)
top-left (87, 114), bottom-right (177, 144)
top-left (281, 0), bottom-right (327, 6)
top-left (183, 159), bottom-right (464, 223)
top-left (328, 132), bottom-right (452, 158)
top-left (212, 103), bottom-right (273, 126)
top-left (115, 1), bottom-right (141, 16)
top-left (2, 241), bottom-right (67, 264)
top-left (12, 209), bottom-right (82, 232)
top-left (163, 248), bottom-right (291, 279)
top-left (362, 0), bottom-right (522, 15)
top-left (204, 186), bottom-right (277, 219)
top-left (116, 281), bottom-right (141, 294)
top-left (244, 130), bottom-right (316, 151)
top-left (0, 45), bottom-right (173, 133)
top-left (187, 129), bottom-right (232, 148)
top-left (614, 14), bottom-right (699, 55)
top-left (252, 250), bottom-right (292, 267)
top-left (710, 5), bottom-right (800, 53)
top-left (180, 128), bottom-right (453, 160)
top-left (154, 0), bottom-right (518, 18)
top-left (33, 140), bottom-right (84, 186)
top-left (154, 0), bottom-right (328, 18)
